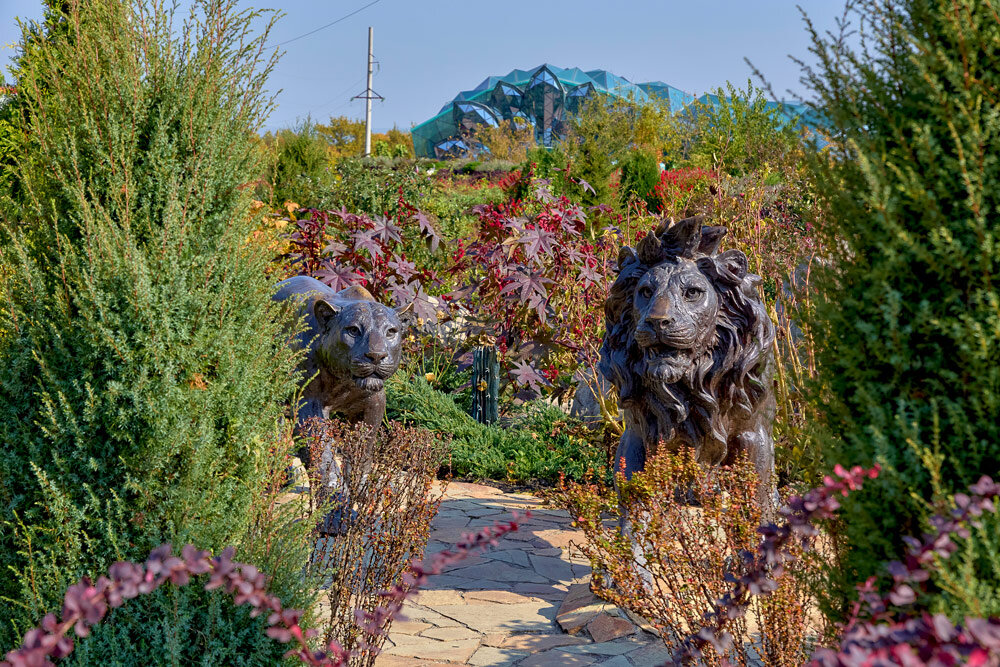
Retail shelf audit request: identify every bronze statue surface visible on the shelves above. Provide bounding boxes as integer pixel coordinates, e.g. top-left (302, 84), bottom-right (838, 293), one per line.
top-left (599, 216), bottom-right (776, 492)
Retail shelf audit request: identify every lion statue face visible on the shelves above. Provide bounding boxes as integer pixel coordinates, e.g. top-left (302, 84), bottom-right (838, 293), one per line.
top-left (314, 298), bottom-right (404, 393)
top-left (632, 258), bottom-right (720, 385)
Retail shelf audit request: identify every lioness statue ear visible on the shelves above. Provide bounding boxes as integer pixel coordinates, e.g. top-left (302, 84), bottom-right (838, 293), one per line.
top-left (395, 301), bottom-right (415, 325)
top-left (313, 299), bottom-right (342, 329)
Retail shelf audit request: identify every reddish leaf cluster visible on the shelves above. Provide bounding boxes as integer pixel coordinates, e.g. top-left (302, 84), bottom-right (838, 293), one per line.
top-left (0, 544), bottom-right (349, 667)
top-left (301, 418), bottom-right (445, 658)
top-left (663, 467), bottom-right (1000, 667)
top-left (454, 182), bottom-right (620, 400)
top-left (284, 201), bottom-right (443, 322)
top-left (649, 167), bottom-right (717, 215)
top-left (811, 476), bottom-right (1000, 666)
top-left (555, 449), bottom-right (796, 666)
top-left (2, 518), bottom-right (524, 667)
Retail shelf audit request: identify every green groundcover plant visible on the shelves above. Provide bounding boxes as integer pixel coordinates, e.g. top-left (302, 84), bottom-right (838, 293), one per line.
top-left (0, 0), bottom-right (311, 660)
top-left (800, 0), bottom-right (1000, 617)
top-left (386, 375), bottom-right (606, 484)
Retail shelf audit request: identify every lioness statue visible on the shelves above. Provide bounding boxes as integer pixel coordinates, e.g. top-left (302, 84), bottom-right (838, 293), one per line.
top-left (274, 275), bottom-right (408, 531)
top-left (599, 216), bottom-right (777, 499)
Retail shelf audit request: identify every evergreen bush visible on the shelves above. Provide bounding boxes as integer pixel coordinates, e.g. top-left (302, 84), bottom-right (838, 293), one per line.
top-left (263, 119), bottom-right (336, 209)
top-left (0, 0), bottom-right (310, 657)
top-left (386, 375), bottom-right (605, 484)
top-left (331, 156), bottom-right (431, 217)
top-left (800, 0), bottom-right (1000, 615)
top-left (665, 82), bottom-right (800, 177)
top-left (617, 149), bottom-right (660, 211)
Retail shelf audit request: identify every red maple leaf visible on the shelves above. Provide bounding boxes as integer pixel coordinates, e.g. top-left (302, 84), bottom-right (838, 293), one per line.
top-left (518, 227), bottom-right (557, 262)
top-left (510, 360), bottom-right (550, 395)
top-left (500, 269), bottom-right (552, 324)
top-left (412, 210), bottom-right (442, 253)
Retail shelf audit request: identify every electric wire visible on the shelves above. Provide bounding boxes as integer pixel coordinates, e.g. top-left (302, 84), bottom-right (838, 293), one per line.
top-left (266, 0), bottom-right (382, 48)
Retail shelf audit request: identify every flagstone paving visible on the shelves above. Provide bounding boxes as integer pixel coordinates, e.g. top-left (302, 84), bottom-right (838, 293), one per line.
top-left (374, 481), bottom-right (672, 666)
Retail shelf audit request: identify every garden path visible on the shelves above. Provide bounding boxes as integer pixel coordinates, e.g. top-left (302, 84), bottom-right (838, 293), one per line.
top-left (374, 481), bottom-right (673, 667)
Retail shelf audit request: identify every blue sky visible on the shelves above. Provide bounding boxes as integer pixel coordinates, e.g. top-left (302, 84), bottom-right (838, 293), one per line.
top-left (2, 1), bottom-right (843, 133)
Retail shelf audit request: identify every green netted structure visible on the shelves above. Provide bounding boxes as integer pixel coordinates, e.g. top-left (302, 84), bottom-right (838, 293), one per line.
top-left (411, 64), bottom-right (816, 158)
top-left (411, 64), bottom-right (696, 158)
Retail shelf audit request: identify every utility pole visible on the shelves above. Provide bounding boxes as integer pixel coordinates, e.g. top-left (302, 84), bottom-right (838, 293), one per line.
top-left (353, 26), bottom-right (383, 157)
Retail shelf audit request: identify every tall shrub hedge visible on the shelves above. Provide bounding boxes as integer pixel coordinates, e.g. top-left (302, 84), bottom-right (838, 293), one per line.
top-left (0, 0), bottom-right (308, 657)
top-left (801, 0), bottom-right (1000, 614)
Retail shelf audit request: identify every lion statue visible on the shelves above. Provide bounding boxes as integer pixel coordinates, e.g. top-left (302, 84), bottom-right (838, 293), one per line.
top-left (599, 215), bottom-right (777, 498)
top-left (274, 276), bottom-right (408, 533)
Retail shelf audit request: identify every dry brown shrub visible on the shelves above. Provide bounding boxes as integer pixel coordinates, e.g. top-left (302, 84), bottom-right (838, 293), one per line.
top-left (301, 418), bottom-right (448, 665)
top-left (552, 448), bottom-right (821, 666)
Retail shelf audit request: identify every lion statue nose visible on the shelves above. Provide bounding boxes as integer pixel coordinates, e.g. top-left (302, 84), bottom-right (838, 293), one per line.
top-left (645, 315), bottom-right (675, 333)
top-left (366, 349), bottom-right (388, 363)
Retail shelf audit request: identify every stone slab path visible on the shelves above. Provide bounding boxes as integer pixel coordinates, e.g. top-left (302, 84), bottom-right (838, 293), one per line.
top-left (375, 482), bottom-right (672, 667)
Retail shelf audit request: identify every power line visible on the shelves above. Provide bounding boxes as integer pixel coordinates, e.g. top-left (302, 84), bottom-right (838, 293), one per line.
top-left (313, 77), bottom-right (366, 114)
top-left (266, 0), bottom-right (382, 49)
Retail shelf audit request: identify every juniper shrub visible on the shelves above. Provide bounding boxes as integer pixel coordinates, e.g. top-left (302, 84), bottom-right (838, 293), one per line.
top-left (0, 0), bottom-right (309, 659)
top-left (798, 0), bottom-right (1000, 613)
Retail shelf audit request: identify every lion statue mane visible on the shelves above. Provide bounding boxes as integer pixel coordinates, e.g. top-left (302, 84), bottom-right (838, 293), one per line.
top-left (599, 215), bottom-right (776, 494)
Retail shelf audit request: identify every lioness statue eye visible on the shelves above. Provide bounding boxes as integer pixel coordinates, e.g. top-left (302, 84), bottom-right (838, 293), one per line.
top-left (344, 325), bottom-right (362, 337)
top-left (386, 327), bottom-right (399, 337)
top-left (684, 287), bottom-right (705, 300)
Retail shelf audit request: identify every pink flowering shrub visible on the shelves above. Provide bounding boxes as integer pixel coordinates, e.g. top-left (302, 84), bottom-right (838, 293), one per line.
top-left (649, 167), bottom-right (717, 218)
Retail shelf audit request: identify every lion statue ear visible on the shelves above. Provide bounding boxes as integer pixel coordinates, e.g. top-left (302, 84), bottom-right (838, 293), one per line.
top-left (314, 299), bottom-right (342, 329)
top-left (395, 301), bottom-right (414, 323)
top-left (716, 249), bottom-right (749, 282)
top-left (697, 226), bottom-right (727, 256)
top-left (697, 248), bottom-right (750, 286)
top-left (617, 246), bottom-right (638, 270)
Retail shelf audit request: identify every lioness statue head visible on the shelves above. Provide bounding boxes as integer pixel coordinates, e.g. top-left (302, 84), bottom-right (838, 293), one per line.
top-left (273, 276), bottom-right (409, 430)
top-left (312, 291), bottom-right (404, 393)
top-left (600, 216), bottom-right (776, 494)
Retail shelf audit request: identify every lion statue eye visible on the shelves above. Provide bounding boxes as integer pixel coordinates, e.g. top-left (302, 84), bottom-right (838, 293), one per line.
top-left (344, 325), bottom-right (362, 338)
top-left (386, 327), bottom-right (399, 337)
top-left (684, 286), bottom-right (705, 300)
top-left (639, 285), bottom-right (653, 299)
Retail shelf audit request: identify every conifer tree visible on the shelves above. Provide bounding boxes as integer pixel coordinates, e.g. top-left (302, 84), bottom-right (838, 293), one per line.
top-left (0, 0), bottom-right (307, 656)
top-left (801, 0), bottom-right (1000, 615)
